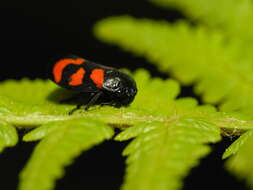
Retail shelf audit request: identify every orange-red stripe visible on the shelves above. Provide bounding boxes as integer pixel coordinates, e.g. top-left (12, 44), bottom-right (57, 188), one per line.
top-left (53, 58), bottom-right (85, 83)
top-left (90, 69), bottom-right (104, 88)
top-left (68, 68), bottom-right (86, 86)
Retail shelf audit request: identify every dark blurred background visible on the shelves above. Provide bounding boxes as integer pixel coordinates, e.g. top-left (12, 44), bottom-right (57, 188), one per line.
top-left (0, 0), bottom-right (249, 190)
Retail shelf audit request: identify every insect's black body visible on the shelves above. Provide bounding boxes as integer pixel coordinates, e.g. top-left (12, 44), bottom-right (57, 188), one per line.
top-left (51, 55), bottom-right (137, 113)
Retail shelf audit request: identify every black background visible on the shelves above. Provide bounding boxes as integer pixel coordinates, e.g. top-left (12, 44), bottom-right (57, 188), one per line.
top-left (0, 0), bottom-right (249, 190)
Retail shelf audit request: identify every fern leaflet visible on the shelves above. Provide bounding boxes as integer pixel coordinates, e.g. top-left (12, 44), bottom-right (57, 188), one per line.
top-left (223, 130), bottom-right (253, 159)
top-left (116, 118), bottom-right (220, 190)
top-left (19, 118), bottom-right (114, 190)
top-left (226, 130), bottom-right (253, 188)
top-left (0, 121), bottom-right (18, 152)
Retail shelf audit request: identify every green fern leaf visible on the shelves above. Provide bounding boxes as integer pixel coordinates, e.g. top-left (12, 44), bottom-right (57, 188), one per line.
top-left (225, 130), bottom-right (253, 188)
top-left (222, 130), bottom-right (253, 159)
top-left (0, 79), bottom-right (74, 127)
top-left (93, 18), bottom-right (253, 189)
top-left (0, 70), bottom-right (180, 128)
top-left (94, 16), bottom-right (253, 117)
top-left (151, 0), bottom-right (253, 41)
top-left (0, 121), bottom-right (18, 152)
top-left (0, 70), bottom-right (253, 190)
top-left (19, 118), bottom-right (114, 190)
top-left (116, 118), bottom-right (221, 190)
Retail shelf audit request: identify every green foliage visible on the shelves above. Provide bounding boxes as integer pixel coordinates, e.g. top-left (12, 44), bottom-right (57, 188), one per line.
top-left (116, 119), bottom-right (220, 190)
top-left (19, 118), bottom-right (114, 190)
top-left (23, 120), bottom-right (66, 142)
top-left (93, 1), bottom-right (253, 188)
top-left (151, 0), bottom-right (253, 41)
top-left (0, 79), bottom-right (74, 127)
top-left (226, 131), bottom-right (253, 188)
top-left (223, 131), bottom-right (253, 159)
top-left (94, 16), bottom-right (253, 117)
top-left (0, 121), bottom-right (18, 152)
top-left (1, 1), bottom-right (253, 188)
top-left (0, 70), bottom-right (252, 190)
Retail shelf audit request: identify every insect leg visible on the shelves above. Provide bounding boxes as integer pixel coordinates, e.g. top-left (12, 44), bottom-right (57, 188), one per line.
top-left (68, 91), bottom-right (103, 115)
top-left (68, 103), bottom-right (82, 115)
top-left (84, 91), bottom-right (103, 111)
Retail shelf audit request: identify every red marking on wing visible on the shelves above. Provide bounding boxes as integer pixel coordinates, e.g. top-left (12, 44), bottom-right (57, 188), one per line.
top-left (68, 68), bottom-right (86, 86)
top-left (53, 58), bottom-right (86, 83)
top-left (90, 69), bottom-right (104, 88)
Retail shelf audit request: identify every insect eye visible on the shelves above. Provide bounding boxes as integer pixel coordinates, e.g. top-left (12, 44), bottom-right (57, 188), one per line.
top-left (103, 77), bottom-right (121, 91)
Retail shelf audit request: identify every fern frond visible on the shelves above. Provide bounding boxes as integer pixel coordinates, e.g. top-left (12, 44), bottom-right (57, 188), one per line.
top-left (0, 121), bottom-right (18, 152)
top-left (94, 16), bottom-right (253, 117)
top-left (1, 69), bottom-right (253, 190)
top-left (19, 118), bottom-right (114, 190)
top-left (116, 118), bottom-right (221, 190)
top-left (223, 130), bottom-right (253, 159)
top-left (0, 79), bottom-right (74, 127)
top-left (1, 69), bottom-right (252, 133)
top-left (150, 0), bottom-right (253, 41)
top-left (225, 130), bottom-right (253, 188)
top-left (0, 70), bottom-right (180, 128)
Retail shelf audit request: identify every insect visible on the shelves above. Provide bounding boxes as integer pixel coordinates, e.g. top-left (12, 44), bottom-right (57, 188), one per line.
top-left (50, 55), bottom-right (137, 114)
